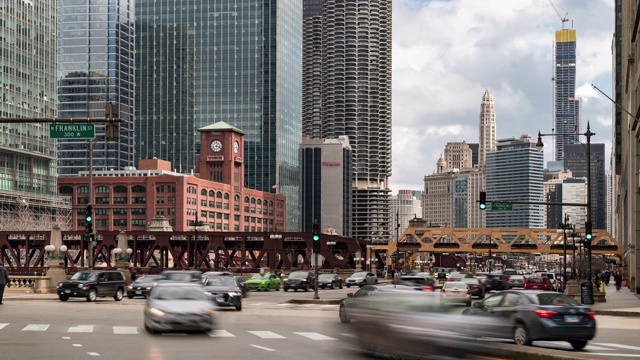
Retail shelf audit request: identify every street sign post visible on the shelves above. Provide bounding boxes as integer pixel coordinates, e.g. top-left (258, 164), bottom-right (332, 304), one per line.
top-left (49, 123), bottom-right (95, 139)
top-left (491, 202), bottom-right (513, 211)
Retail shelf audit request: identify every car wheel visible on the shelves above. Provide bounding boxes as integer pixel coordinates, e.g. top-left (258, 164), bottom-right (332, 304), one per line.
top-left (513, 324), bottom-right (532, 346)
top-left (339, 304), bottom-right (350, 323)
top-left (86, 289), bottom-right (97, 302)
top-left (305, 284), bottom-right (310, 292)
top-left (339, 283), bottom-right (343, 289)
top-left (569, 340), bottom-right (588, 350)
top-left (284, 288), bottom-right (289, 292)
top-left (144, 324), bottom-right (156, 334)
top-left (235, 304), bottom-right (242, 311)
top-left (465, 301), bottom-right (471, 307)
top-left (275, 286), bottom-right (280, 291)
top-left (59, 295), bottom-right (69, 302)
top-left (346, 285), bottom-right (350, 288)
top-left (114, 289), bottom-right (124, 301)
top-left (374, 279), bottom-right (378, 284)
top-left (294, 288), bottom-right (298, 292)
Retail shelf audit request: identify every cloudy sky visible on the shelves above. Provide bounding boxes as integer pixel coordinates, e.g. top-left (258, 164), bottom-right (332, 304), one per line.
top-left (390, 0), bottom-right (615, 193)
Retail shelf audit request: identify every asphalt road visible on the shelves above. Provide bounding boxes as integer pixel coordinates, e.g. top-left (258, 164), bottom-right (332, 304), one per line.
top-left (1, 287), bottom-right (640, 360)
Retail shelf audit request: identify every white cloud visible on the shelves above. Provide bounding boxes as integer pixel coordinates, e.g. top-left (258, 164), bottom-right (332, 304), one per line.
top-left (390, 0), bottom-right (615, 194)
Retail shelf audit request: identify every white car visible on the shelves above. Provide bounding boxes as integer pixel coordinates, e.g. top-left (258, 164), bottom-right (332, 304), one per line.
top-left (345, 272), bottom-right (378, 288)
top-left (440, 281), bottom-right (472, 306)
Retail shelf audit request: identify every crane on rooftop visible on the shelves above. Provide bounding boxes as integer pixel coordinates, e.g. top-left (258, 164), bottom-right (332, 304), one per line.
top-left (547, 0), bottom-right (569, 29)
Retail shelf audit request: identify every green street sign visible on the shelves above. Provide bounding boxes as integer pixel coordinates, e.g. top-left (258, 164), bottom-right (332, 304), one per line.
top-left (390, 254), bottom-right (397, 259)
top-left (49, 123), bottom-right (95, 139)
top-left (491, 202), bottom-right (513, 211)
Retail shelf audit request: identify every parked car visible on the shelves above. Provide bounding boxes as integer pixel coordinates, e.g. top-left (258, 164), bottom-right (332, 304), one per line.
top-left (339, 284), bottom-right (417, 323)
top-left (524, 275), bottom-right (555, 291)
top-left (318, 273), bottom-right (344, 289)
top-left (507, 274), bottom-right (526, 289)
top-left (158, 270), bottom-right (202, 283)
top-left (461, 277), bottom-right (485, 298)
top-left (462, 290), bottom-right (596, 350)
top-left (144, 282), bottom-right (216, 334)
top-left (283, 270), bottom-right (316, 292)
top-left (440, 281), bottom-right (472, 306)
top-left (203, 276), bottom-right (242, 311)
top-left (399, 275), bottom-right (436, 291)
top-left (57, 270), bottom-right (126, 302)
top-left (126, 275), bottom-right (160, 299)
top-left (244, 273), bottom-right (281, 291)
top-left (346, 272), bottom-right (378, 288)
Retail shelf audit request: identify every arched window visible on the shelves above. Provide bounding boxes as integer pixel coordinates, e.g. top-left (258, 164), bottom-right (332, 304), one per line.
top-left (132, 185), bottom-right (146, 193)
top-left (201, 189), bottom-right (207, 196)
top-left (234, 194), bottom-right (240, 202)
top-left (216, 191), bottom-right (222, 198)
top-left (96, 186), bottom-right (109, 194)
top-left (209, 190), bottom-right (215, 197)
top-left (244, 196), bottom-right (249, 203)
top-left (78, 186), bottom-right (89, 194)
top-left (224, 193), bottom-right (229, 200)
top-left (269, 201), bottom-right (273, 207)
top-left (257, 199), bottom-right (262, 205)
top-left (250, 197), bottom-right (256, 204)
top-left (114, 185), bottom-right (128, 193)
top-left (59, 186), bottom-right (73, 194)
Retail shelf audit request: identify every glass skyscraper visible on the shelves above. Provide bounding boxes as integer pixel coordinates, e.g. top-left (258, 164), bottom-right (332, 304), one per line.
top-left (57, 0), bottom-right (135, 175)
top-left (136, 0), bottom-right (302, 230)
top-left (554, 29), bottom-right (579, 162)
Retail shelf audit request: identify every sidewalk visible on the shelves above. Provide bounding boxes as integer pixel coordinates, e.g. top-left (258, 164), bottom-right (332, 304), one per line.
top-left (591, 282), bottom-right (640, 317)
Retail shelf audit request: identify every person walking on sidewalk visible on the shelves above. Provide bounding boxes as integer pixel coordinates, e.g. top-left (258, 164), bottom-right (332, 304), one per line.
top-left (614, 272), bottom-right (623, 291)
top-left (0, 262), bottom-right (9, 304)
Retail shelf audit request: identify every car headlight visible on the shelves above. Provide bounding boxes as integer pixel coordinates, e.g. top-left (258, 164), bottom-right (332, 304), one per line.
top-left (78, 284), bottom-right (84, 288)
top-left (301, 279), bottom-right (307, 282)
top-left (126, 286), bottom-right (133, 290)
top-left (204, 291), bottom-right (212, 295)
top-left (228, 292), bottom-right (241, 297)
top-left (149, 308), bottom-right (165, 317)
top-left (57, 282), bottom-right (62, 288)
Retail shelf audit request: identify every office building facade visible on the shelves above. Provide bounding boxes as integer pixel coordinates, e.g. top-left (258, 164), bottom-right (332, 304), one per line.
top-left (390, 190), bottom-right (423, 239)
top-left (136, 0), bottom-right (303, 231)
top-left (57, 0), bottom-right (135, 175)
top-left (554, 29), bottom-right (580, 162)
top-left (444, 142), bottom-right (473, 170)
top-left (564, 143), bottom-right (606, 230)
top-left (478, 89), bottom-right (496, 168)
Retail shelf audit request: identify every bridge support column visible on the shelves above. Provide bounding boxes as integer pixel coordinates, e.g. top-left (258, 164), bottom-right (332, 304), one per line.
top-left (48, 226), bottom-right (67, 294)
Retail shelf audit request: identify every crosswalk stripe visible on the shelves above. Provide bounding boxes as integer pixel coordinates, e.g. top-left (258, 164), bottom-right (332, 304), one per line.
top-left (294, 332), bottom-right (337, 341)
top-left (209, 330), bottom-right (236, 338)
top-left (594, 343), bottom-right (640, 351)
top-left (113, 326), bottom-right (138, 335)
top-left (247, 331), bottom-right (286, 339)
top-left (0, 323), bottom-right (8, 330)
top-left (68, 325), bottom-right (94, 333)
top-left (22, 324), bottom-right (49, 331)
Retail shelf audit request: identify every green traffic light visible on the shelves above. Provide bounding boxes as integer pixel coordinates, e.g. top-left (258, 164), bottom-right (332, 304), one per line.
top-left (313, 235), bottom-right (319, 241)
top-left (86, 215), bottom-right (92, 222)
top-left (585, 234), bottom-right (592, 240)
top-left (479, 204), bottom-right (486, 210)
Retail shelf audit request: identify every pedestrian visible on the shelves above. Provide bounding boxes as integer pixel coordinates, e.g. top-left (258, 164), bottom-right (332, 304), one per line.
top-left (614, 272), bottom-right (623, 291)
top-left (0, 262), bottom-right (9, 304)
top-left (603, 271), bottom-right (610, 286)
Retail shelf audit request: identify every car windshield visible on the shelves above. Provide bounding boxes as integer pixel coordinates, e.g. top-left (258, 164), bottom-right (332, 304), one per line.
top-left (318, 274), bottom-right (334, 280)
top-left (445, 282), bottom-right (467, 290)
top-left (510, 275), bottom-right (525, 280)
top-left (462, 278), bottom-right (479, 284)
top-left (401, 277), bottom-right (428, 285)
top-left (152, 286), bottom-right (205, 301)
top-left (204, 277), bottom-right (237, 287)
top-left (251, 274), bottom-right (270, 280)
top-left (350, 272), bottom-right (367, 278)
top-left (289, 272), bottom-right (308, 279)
top-left (527, 277), bottom-right (544, 284)
top-left (135, 276), bottom-right (158, 284)
top-left (535, 293), bottom-right (580, 306)
top-left (70, 272), bottom-right (97, 281)
top-left (159, 273), bottom-right (194, 282)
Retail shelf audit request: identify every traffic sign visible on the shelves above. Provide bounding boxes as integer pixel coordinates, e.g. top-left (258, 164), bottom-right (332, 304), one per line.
top-left (49, 123), bottom-right (95, 139)
top-left (491, 202), bottom-right (512, 211)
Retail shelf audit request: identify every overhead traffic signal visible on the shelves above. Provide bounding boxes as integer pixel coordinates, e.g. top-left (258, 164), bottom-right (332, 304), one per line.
top-left (584, 221), bottom-right (593, 241)
top-left (312, 223), bottom-right (320, 253)
top-left (479, 191), bottom-right (486, 210)
top-left (85, 205), bottom-right (93, 235)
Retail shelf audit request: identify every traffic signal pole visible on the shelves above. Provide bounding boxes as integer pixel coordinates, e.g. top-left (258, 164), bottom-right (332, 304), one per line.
top-left (88, 140), bottom-right (94, 269)
top-left (312, 222), bottom-right (320, 300)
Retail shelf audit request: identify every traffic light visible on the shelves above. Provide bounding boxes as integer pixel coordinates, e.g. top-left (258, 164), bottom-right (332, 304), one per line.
top-left (479, 191), bottom-right (486, 210)
top-left (85, 205), bottom-right (93, 235)
top-left (312, 223), bottom-right (320, 253)
top-left (487, 257), bottom-right (493, 264)
top-left (585, 221), bottom-right (593, 241)
top-left (429, 254), bottom-right (434, 262)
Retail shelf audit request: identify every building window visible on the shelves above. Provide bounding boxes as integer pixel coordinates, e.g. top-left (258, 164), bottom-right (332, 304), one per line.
top-left (224, 193), bottom-right (229, 200)
top-left (76, 209), bottom-right (85, 215)
top-left (223, 203), bottom-right (229, 210)
top-left (216, 223), bottom-right (222, 230)
top-left (169, 208), bottom-right (176, 215)
top-left (156, 197), bottom-right (165, 204)
top-left (209, 201), bottom-right (215, 207)
top-left (132, 219), bottom-right (146, 227)
top-left (96, 208), bottom-right (108, 215)
top-left (234, 215), bottom-right (240, 221)
top-left (244, 216), bottom-right (249, 222)
top-left (96, 219), bottom-right (108, 227)
top-left (244, 206), bottom-right (249, 212)
top-left (95, 197), bottom-right (109, 204)
top-left (77, 197), bottom-right (89, 204)
top-left (224, 214), bottom-right (229, 220)
top-left (60, 186), bottom-right (73, 194)
top-left (209, 211), bottom-right (215, 218)
top-left (132, 185), bottom-right (146, 193)
top-left (216, 191), bottom-right (222, 198)
top-left (250, 207), bottom-right (256, 214)
top-left (251, 217), bottom-right (256, 223)
top-left (114, 219), bottom-right (127, 227)
top-left (156, 208), bottom-right (165, 216)
top-left (201, 189), bottom-right (207, 196)
top-left (251, 197), bottom-right (256, 204)
top-left (224, 224), bottom-right (229, 230)
top-left (114, 185), bottom-right (127, 193)
top-left (244, 226), bottom-right (249, 231)
top-left (217, 213), bottom-right (222, 219)
top-left (210, 190), bottom-right (216, 197)
top-left (96, 186), bottom-right (109, 193)
top-left (216, 202), bottom-right (222, 209)
top-left (234, 225), bottom-right (239, 231)
top-left (168, 196), bottom-right (176, 204)
top-left (234, 205), bottom-right (240, 211)
top-left (113, 208), bottom-right (127, 215)
top-left (113, 197), bottom-right (127, 204)
top-left (132, 208), bottom-right (146, 215)
top-left (156, 185), bottom-right (165, 193)
top-left (77, 220), bottom-right (86, 227)
top-left (201, 200), bottom-right (207, 206)
top-left (78, 186), bottom-right (89, 194)
top-left (257, 199), bottom-right (262, 205)
top-left (132, 197), bottom-right (146, 204)
top-left (244, 196), bottom-right (249, 203)
top-left (201, 210), bottom-right (207, 218)
top-left (167, 185), bottom-right (175, 193)
top-left (234, 194), bottom-right (240, 202)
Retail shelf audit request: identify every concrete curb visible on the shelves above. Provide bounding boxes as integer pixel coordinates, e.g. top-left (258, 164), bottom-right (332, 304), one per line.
top-left (594, 309), bottom-right (640, 317)
top-left (288, 299), bottom-right (342, 305)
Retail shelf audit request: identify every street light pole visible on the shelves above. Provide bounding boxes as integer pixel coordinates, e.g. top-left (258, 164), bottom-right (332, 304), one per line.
top-left (270, 231), bottom-right (282, 272)
top-left (557, 214), bottom-right (571, 293)
top-left (327, 240), bottom-right (336, 271)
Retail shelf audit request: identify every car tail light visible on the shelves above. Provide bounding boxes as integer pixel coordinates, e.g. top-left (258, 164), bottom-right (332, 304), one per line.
top-left (533, 309), bottom-right (559, 319)
top-left (421, 286), bottom-right (434, 291)
top-left (467, 289), bottom-right (471, 295)
top-left (441, 288), bottom-right (446, 293)
top-left (587, 312), bottom-right (596, 319)
top-left (508, 279), bottom-right (513, 282)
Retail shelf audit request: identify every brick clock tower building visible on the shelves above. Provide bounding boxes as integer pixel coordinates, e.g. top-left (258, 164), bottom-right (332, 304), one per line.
top-left (58, 122), bottom-right (286, 233)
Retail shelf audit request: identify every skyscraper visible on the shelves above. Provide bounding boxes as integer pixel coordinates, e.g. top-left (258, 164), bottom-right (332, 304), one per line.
top-left (391, 190), bottom-right (423, 235)
top-left (554, 29), bottom-right (579, 161)
top-left (302, 0), bottom-right (393, 241)
top-left (478, 89), bottom-right (496, 168)
top-left (57, 0), bottom-right (135, 175)
top-left (564, 143), bottom-right (606, 230)
top-left (0, 1), bottom-right (71, 229)
top-left (444, 142), bottom-right (473, 170)
top-left (136, 1), bottom-right (303, 230)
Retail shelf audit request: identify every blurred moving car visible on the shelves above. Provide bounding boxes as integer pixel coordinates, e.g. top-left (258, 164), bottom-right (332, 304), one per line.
top-left (318, 273), bottom-right (343, 289)
top-left (440, 281), bottom-right (472, 306)
top-left (244, 272), bottom-right (281, 291)
top-left (339, 284), bottom-right (416, 323)
top-left (202, 271), bottom-right (233, 277)
top-left (234, 276), bottom-right (248, 298)
top-left (461, 277), bottom-right (485, 298)
top-left (399, 275), bottom-right (435, 291)
top-left (346, 271), bottom-right (378, 288)
top-left (524, 275), bottom-right (555, 291)
top-left (203, 276), bottom-right (242, 311)
top-left (158, 270), bottom-right (202, 283)
top-left (342, 288), bottom-right (512, 359)
top-left (283, 270), bottom-right (316, 292)
top-left (462, 290), bottom-right (596, 350)
top-left (57, 270), bottom-right (126, 302)
top-left (143, 282), bottom-right (217, 334)
top-left (507, 274), bottom-right (526, 289)
top-left (126, 275), bottom-right (160, 299)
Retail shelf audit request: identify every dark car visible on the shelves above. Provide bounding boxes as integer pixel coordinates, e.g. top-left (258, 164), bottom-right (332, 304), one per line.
top-left (462, 290), bottom-right (596, 350)
top-left (346, 271), bottom-right (378, 288)
top-left (318, 273), bottom-right (343, 289)
top-left (234, 276), bottom-right (248, 298)
top-left (126, 275), bottom-right (160, 299)
top-left (283, 270), bottom-right (316, 292)
top-left (485, 273), bottom-right (509, 292)
top-left (461, 277), bottom-right (485, 298)
top-left (57, 270), bottom-right (126, 302)
top-left (339, 284), bottom-right (417, 323)
top-left (158, 270), bottom-right (202, 283)
top-left (436, 269), bottom-right (448, 280)
top-left (507, 274), bottom-right (526, 289)
top-left (144, 282), bottom-right (216, 334)
top-left (399, 275), bottom-right (436, 291)
top-left (203, 276), bottom-right (243, 311)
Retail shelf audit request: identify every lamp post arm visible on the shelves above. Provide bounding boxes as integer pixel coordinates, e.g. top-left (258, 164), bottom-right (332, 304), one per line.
top-left (592, 84), bottom-right (640, 124)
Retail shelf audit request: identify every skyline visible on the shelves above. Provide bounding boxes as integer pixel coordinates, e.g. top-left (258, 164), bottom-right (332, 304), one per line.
top-left (390, 0), bottom-right (615, 193)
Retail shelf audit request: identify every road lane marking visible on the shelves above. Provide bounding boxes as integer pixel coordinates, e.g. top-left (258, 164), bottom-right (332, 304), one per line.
top-left (340, 333), bottom-right (356, 338)
top-left (62, 337), bottom-right (71, 340)
top-left (594, 343), bottom-right (640, 351)
top-left (113, 326), bottom-right (138, 335)
top-left (247, 331), bottom-right (286, 339)
top-left (250, 344), bottom-right (276, 352)
top-left (0, 323), bottom-right (8, 330)
top-left (293, 332), bottom-right (337, 341)
top-left (68, 325), bottom-right (94, 333)
top-left (72, 344), bottom-right (82, 347)
top-left (21, 324), bottom-right (49, 331)
top-left (87, 352), bottom-right (100, 356)
top-left (209, 330), bottom-right (236, 337)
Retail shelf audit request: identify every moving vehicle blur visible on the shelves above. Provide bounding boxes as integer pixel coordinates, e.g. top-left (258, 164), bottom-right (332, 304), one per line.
top-left (345, 272), bottom-right (378, 288)
top-left (317, 273), bottom-right (343, 289)
top-left (126, 275), bottom-right (159, 299)
top-left (440, 281), bottom-right (472, 306)
top-left (461, 277), bottom-right (485, 298)
top-left (339, 284), bottom-right (417, 323)
top-left (143, 282), bottom-right (217, 334)
top-left (462, 290), bottom-right (596, 350)
top-left (399, 275), bottom-right (436, 291)
top-left (158, 270), bottom-right (202, 283)
top-left (203, 276), bottom-right (242, 311)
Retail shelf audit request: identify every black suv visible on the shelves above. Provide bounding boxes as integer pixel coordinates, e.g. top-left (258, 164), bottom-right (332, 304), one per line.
top-left (283, 270), bottom-right (316, 292)
top-left (57, 270), bottom-right (127, 302)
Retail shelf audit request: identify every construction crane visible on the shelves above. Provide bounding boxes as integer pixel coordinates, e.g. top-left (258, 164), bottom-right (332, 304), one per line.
top-left (547, 0), bottom-right (569, 29)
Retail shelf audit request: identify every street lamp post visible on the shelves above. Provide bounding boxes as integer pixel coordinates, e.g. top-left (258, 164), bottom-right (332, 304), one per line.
top-left (367, 244), bottom-right (375, 273)
top-left (327, 240), bottom-right (336, 271)
top-left (270, 231), bottom-right (282, 272)
top-left (557, 214), bottom-right (572, 293)
top-left (536, 123), bottom-right (595, 304)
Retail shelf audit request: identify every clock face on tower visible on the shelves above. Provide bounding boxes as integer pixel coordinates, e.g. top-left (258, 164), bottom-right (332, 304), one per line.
top-left (234, 141), bottom-right (239, 153)
top-left (210, 140), bottom-right (222, 153)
